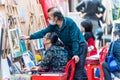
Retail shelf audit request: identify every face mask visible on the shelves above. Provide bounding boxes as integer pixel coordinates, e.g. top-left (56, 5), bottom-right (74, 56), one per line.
top-left (48, 20), bottom-right (56, 25)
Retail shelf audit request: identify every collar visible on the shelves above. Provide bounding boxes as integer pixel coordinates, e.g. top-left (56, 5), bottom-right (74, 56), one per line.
top-left (58, 17), bottom-right (67, 31)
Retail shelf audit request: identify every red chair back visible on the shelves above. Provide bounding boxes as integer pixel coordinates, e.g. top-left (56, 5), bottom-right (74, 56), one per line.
top-left (65, 59), bottom-right (76, 80)
top-left (99, 46), bottom-right (108, 63)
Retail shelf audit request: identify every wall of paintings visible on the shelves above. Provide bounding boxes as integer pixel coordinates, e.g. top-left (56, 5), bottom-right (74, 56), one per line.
top-left (0, 0), bottom-right (46, 80)
top-left (0, 0), bottom-right (69, 79)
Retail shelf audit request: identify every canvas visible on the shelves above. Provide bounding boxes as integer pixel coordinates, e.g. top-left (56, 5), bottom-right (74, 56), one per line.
top-left (8, 28), bottom-right (21, 58)
top-left (8, 27), bottom-right (27, 58)
top-left (22, 51), bottom-right (35, 69)
top-left (35, 39), bottom-right (44, 50)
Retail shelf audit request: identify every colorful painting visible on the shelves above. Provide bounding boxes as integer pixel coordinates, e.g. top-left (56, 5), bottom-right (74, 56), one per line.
top-left (22, 51), bottom-right (35, 68)
top-left (37, 39), bottom-right (44, 50)
top-left (8, 27), bottom-right (27, 58)
top-left (8, 28), bottom-right (21, 58)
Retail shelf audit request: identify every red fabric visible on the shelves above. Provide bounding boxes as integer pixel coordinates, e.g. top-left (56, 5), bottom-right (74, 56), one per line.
top-left (39, 0), bottom-right (52, 25)
top-left (65, 59), bottom-right (76, 80)
top-left (87, 38), bottom-right (97, 57)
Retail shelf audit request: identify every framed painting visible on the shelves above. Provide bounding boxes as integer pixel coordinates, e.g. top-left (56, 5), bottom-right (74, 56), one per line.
top-left (37, 39), bottom-right (44, 50)
top-left (8, 27), bottom-right (27, 58)
top-left (33, 39), bottom-right (44, 50)
top-left (8, 28), bottom-right (21, 58)
top-left (22, 51), bottom-right (35, 68)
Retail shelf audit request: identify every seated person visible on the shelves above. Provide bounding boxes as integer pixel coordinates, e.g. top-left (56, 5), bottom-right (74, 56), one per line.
top-left (23, 32), bottom-right (68, 72)
top-left (102, 30), bottom-right (120, 80)
top-left (80, 19), bottom-right (97, 57)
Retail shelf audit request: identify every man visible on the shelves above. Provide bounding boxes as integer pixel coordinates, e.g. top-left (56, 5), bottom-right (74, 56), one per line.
top-left (102, 30), bottom-right (120, 80)
top-left (20, 7), bottom-right (88, 80)
top-left (76, 0), bottom-right (105, 35)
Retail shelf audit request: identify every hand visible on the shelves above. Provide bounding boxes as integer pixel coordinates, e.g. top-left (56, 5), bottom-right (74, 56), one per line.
top-left (72, 55), bottom-right (80, 63)
top-left (96, 13), bottom-right (103, 18)
top-left (79, 12), bottom-right (86, 18)
top-left (22, 68), bottom-right (31, 73)
top-left (30, 66), bottom-right (39, 72)
top-left (20, 35), bottom-right (30, 40)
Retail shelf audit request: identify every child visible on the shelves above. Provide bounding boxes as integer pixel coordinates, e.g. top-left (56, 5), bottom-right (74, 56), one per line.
top-left (80, 19), bottom-right (97, 57)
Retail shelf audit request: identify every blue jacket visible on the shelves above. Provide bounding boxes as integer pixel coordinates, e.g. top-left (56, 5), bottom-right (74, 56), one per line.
top-left (30, 17), bottom-right (85, 56)
top-left (107, 39), bottom-right (120, 70)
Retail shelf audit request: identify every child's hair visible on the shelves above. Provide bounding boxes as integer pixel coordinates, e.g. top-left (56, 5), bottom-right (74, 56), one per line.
top-left (81, 19), bottom-right (93, 32)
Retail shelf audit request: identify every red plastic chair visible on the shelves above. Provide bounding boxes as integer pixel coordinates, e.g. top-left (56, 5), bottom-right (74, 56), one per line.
top-left (85, 46), bottom-right (108, 80)
top-left (65, 59), bottom-right (76, 80)
top-left (31, 59), bottom-right (76, 80)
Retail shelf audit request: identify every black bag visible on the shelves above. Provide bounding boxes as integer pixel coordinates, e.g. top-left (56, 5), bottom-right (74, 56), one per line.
top-left (107, 42), bottom-right (119, 72)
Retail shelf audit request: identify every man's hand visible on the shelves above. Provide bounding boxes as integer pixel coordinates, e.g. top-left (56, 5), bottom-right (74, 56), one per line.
top-left (31, 66), bottom-right (44, 72)
top-left (30, 66), bottom-right (39, 72)
top-left (79, 12), bottom-right (87, 18)
top-left (20, 35), bottom-right (30, 40)
top-left (72, 55), bottom-right (80, 63)
top-left (22, 68), bottom-right (31, 73)
top-left (96, 13), bottom-right (103, 18)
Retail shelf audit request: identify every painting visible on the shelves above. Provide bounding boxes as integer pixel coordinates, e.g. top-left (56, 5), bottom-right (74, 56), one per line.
top-left (37, 39), bottom-right (44, 50)
top-left (22, 51), bottom-right (35, 68)
top-left (8, 27), bottom-right (27, 58)
top-left (33, 39), bottom-right (44, 50)
top-left (8, 28), bottom-right (21, 58)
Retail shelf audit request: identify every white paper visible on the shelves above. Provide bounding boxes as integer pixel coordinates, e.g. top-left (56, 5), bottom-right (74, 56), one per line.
top-left (86, 54), bottom-right (100, 60)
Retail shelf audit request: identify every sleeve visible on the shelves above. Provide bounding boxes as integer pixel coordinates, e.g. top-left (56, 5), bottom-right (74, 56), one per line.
top-left (105, 42), bottom-right (113, 62)
top-left (76, 1), bottom-right (85, 12)
top-left (69, 22), bottom-right (80, 56)
top-left (30, 25), bottom-right (53, 40)
top-left (87, 38), bottom-right (97, 56)
top-left (39, 51), bottom-right (53, 70)
top-left (106, 42), bottom-right (113, 56)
